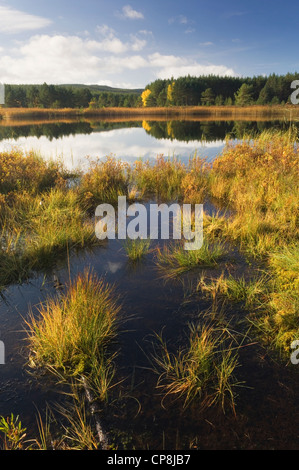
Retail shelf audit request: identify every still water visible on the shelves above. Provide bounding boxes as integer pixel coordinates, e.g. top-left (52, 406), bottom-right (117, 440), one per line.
top-left (0, 116), bottom-right (299, 449)
top-left (0, 117), bottom-right (295, 169)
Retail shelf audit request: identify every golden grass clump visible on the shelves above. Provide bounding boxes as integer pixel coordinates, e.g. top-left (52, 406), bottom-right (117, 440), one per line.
top-left (152, 323), bottom-right (241, 413)
top-left (78, 156), bottom-right (129, 210)
top-left (208, 129), bottom-right (299, 257)
top-left (130, 155), bottom-right (186, 201)
top-left (0, 148), bottom-right (67, 195)
top-left (26, 269), bottom-right (122, 397)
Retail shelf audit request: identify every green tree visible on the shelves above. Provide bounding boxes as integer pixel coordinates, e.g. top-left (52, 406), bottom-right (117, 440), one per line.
top-left (234, 83), bottom-right (254, 106)
top-left (201, 88), bottom-right (215, 106)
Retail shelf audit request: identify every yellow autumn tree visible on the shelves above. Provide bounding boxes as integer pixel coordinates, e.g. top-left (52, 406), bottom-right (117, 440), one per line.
top-left (167, 82), bottom-right (175, 105)
top-left (141, 89), bottom-right (152, 107)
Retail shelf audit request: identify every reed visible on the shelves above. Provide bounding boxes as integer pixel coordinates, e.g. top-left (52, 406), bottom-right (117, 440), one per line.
top-left (1, 105), bottom-right (298, 122)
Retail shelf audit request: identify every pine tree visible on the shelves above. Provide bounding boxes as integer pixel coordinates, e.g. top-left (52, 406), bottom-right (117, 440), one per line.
top-left (234, 83), bottom-right (254, 106)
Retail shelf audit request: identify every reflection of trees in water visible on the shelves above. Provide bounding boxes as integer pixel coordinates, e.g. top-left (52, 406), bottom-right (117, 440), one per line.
top-left (0, 120), bottom-right (142, 142)
top-left (0, 119), bottom-right (297, 143)
top-left (142, 120), bottom-right (299, 142)
top-left (0, 122), bottom-right (93, 141)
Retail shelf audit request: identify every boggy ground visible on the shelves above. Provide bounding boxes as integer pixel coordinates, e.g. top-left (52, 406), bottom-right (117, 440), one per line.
top-left (0, 128), bottom-right (298, 449)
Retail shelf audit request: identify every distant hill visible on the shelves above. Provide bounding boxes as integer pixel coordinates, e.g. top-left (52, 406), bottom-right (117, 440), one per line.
top-left (60, 84), bottom-right (144, 95)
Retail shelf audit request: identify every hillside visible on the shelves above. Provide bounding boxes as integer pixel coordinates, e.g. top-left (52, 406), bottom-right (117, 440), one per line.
top-left (61, 84), bottom-right (144, 94)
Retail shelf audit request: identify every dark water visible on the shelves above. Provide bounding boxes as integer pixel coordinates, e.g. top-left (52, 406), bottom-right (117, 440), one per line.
top-left (0, 117), bottom-right (299, 449)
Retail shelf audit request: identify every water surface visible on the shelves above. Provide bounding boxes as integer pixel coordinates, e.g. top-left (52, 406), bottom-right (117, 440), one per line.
top-left (0, 117), bottom-right (296, 169)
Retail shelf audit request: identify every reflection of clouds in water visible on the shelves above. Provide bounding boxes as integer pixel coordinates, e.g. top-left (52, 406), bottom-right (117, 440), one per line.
top-left (106, 261), bottom-right (123, 274)
top-left (0, 128), bottom-right (225, 170)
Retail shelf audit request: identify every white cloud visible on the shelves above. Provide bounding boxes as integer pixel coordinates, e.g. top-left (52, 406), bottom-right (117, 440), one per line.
top-left (121, 5), bottom-right (144, 20)
top-left (0, 34), bottom-right (236, 86)
top-left (200, 42), bottom-right (214, 46)
top-left (0, 34), bottom-right (148, 84)
top-left (168, 15), bottom-right (189, 25)
top-left (95, 24), bottom-right (147, 53)
top-left (0, 6), bottom-right (52, 34)
top-left (149, 53), bottom-right (236, 79)
top-left (185, 28), bottom-right (196, 34)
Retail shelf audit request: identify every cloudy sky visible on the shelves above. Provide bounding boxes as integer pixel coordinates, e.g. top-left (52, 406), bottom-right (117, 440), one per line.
top-left (0, 0), bottom-right (298, 88)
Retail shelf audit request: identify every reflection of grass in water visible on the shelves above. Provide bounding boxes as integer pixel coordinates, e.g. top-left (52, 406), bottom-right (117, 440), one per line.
top-left (123, 238), bottom-right (151, 262)
top-left (152, 322), bottom-right (242, 414)
top-left (155, 240), bottom-right (227, 279)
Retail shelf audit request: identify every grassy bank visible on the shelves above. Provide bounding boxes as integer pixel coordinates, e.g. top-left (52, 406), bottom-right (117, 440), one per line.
top-left (1, 104), bottom-right (299, 122)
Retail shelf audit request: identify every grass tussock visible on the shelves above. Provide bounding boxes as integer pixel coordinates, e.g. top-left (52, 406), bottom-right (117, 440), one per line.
top-left (0, 148), bottom-right (69, 195)
top-left (249, 244), bottom-right (299, 353)
top-left (130, 154), bottom-right (209, 202)
top-left (123, 238), bottom-right (151, 262)
top-left (78, 156), bottom-right (129, 210)
top-left (156, 240), bottom-right (227, 279)
top-left (26, 269), bottom-right (121, 398)
top-left (208, 128), bottom-right (299, 257)
top-left (197, 272), bottom-right (269, 309)
top-left (0, 187), bottom-right (99, 288)
top-left (0, 149), bottom-right (101, 289)
top-left (152, 323), bottom-right (242, 414)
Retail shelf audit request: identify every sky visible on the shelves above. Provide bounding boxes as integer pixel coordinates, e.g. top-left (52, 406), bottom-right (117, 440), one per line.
top-left (0, 0), bottom-right (298, 89)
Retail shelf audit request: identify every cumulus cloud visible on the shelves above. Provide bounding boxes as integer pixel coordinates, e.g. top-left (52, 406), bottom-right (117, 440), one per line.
top-left (149, 53), bottom-right (236, 79)
top-left (121, 5), bottom-right (144, 20)
top-left (0, 34), bottom-right (148, 84)
top-left (0, 6), bottom-right (52, 34)
top-left (0, 34), bottom-right (236, 86)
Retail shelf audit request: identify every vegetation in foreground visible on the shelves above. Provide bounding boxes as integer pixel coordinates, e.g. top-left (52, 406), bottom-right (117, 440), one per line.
top-left (152, 322), bottom-right (242, 414)
top-left (26, 269), bottom-right (122, 399)
top-left (0, 127), bottom-right (298, 449)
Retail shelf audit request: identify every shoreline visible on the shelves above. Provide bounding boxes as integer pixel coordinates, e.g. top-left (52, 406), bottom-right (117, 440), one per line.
top-left (0, 104), bottom-right (299, 122)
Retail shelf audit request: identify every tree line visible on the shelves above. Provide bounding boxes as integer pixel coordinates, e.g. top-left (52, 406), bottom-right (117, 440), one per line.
top-left (3, 73), bottom-right (299, 109)
top-left (141, 73), bottom-right (299, 107)
top-left (3, 83), bottom-right (141, 108)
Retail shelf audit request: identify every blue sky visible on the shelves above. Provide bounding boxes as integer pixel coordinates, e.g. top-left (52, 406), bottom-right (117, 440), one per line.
top-left (0, 0), bottom-right (298, 88)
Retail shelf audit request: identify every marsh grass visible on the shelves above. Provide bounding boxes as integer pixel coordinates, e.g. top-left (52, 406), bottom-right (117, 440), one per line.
top-left (0, 188), bottom-right (100, 289)
top-left (197, 273), bottom-right (269, 309)
top-left (0, 149), bottom-right (70, 195)
top-left (249, 244), bottom-right (299, 353)
top-left (131, 155), bottom-right (186, 201)
top-left (123, 238), bottom-right (151, 262)
top-left (155, 240), bottom-right (227, 279)
top-left (26, 269), bottom-right (122, 399)
top-left (208, 128), bottom-right (299, 258)
top-left (78, 156), bottom-right (129, 211)
top-left (152, 323), bottom-right (242, 413)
